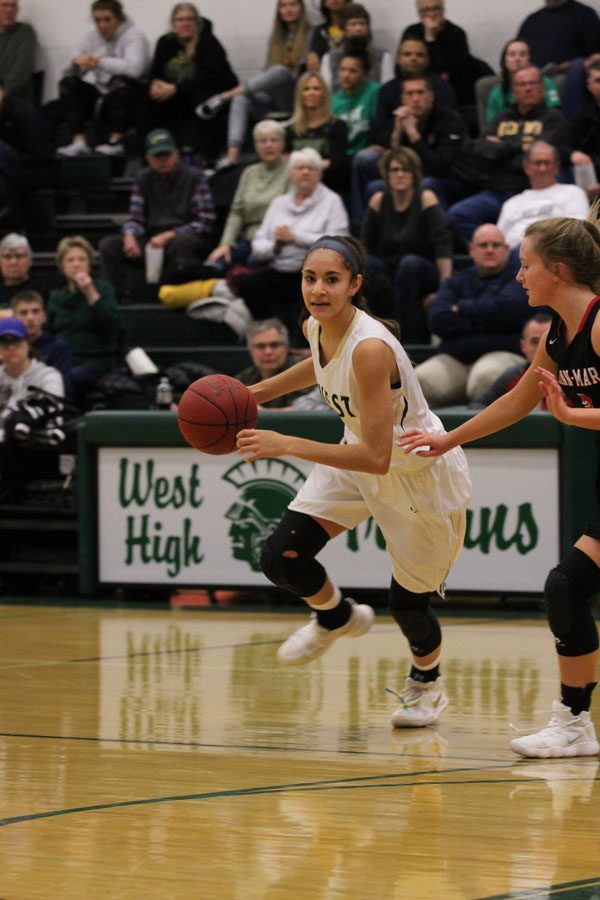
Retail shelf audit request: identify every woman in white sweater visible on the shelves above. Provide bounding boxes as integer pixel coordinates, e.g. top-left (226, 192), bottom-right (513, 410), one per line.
top-left (235, 147), bottom-right (349, 346)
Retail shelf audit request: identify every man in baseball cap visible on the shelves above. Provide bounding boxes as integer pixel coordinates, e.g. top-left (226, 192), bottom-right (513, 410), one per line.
top-left (0, 316), bottom-right (27, 342)
top-left (144, 128), bottom-right (177, 156)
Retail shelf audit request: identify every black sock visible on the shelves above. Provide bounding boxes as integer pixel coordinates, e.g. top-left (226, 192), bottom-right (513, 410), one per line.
top-left (410, 663), bottom-right (440, 684)
top-left (561, 681), bottom-right (597, 715)
top-left (315, 597), bottom-right (352, 631)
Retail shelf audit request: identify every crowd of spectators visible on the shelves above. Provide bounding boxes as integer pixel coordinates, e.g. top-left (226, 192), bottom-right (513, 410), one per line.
top-left (1, 0), bottom-right (600, 496)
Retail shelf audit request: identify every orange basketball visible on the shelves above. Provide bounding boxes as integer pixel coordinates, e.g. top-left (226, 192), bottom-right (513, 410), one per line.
top-left (177, 374), bottom-right (258, 455)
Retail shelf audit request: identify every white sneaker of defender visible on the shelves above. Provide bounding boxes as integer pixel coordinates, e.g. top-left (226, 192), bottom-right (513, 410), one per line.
top-left (510, 700), bottom-right (600, 758)
top-left (390, 676), bottom-right (449, 728)
top-left (277, 599), bottom-right (374, 666)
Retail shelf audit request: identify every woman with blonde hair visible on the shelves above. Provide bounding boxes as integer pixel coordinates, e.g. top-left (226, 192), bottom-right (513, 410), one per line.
top-left (400, 208), bottom-right (600, 758)
top-left (197, 0), bottom-right (313, 167)
top-left (142, 2), bottom-right (238, 159)
top-left (285, 71), bottom-right (349, 194)
top-left (47, 236), bottom-right (121, 407)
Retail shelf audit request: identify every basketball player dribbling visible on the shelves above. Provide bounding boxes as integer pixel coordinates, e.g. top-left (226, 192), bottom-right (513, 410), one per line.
top-left (236, 234), bottom-right (471, 728)
top-left (401, 211), bottom-right (600, 758)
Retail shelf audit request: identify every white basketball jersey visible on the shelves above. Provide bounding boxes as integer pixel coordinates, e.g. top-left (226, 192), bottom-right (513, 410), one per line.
top-left (306, 309), bottom-right (446, 469)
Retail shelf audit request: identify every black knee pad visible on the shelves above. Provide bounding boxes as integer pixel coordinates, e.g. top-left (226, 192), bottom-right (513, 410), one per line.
top-left (544, 547), bottom-right (600, 657)
top-left (388, 578), bottom-right (441, 657)
top-left (260, 510), bottom-right (330, 597)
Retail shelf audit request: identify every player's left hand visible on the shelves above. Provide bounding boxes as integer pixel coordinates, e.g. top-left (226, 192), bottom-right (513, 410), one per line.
top-left (236, 428), bottom-right (288, 461)
top-left (535, 367), bottom-right (570, 422)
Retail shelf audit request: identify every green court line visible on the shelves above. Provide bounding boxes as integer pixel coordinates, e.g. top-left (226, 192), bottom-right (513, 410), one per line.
top-left (0, 729), bottom-right (513, 765)
top-left (483, 876), bottom-right (600, 898)
top-left (2, 768), bottom-right (598, 828)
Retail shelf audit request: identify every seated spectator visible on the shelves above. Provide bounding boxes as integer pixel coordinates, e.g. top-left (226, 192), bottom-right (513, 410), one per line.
top-left (11, 290), bottom-right (73, 385)
top-left (516, 0), bottom-right (600, 73)
top-left (285, 72), bottom-right (348, 195)
top-left (0, 233), bottom-right (43, 309)
top-left (236, 319), bottom-right (308, 408)
top-left (485, 40), bottom-right (561, 124)
top-left (497, 141), bottom-right (589, 249)
top-left (385, 37), bottom-right (458, 112)
top-left (99, 128), bottom-right (216, 295)
top-left (142, 2), bottom-right (238, 163)
top-left (235, 148), bottom-right (349, 345)
top-left (47, 236), bottom-right (121, 407)
top-left (158, 120), bottom-right (290, 307)
top-left (0, 0), bottom-right (37, 105)
top-left (350, 36), bottom-right (460, 222)
top-left (196, 0), bottom-right (312, 167)
top-left (351, 74), bottom-right (466, 223)
top-left (208, 119), bottom-right (289, 271)
top-left (470, 313), bottom-right (553, 408)
top-left (0, 316), bottom-right (67, 496)
top-left (402, 0), bottom-right (490, 104)
top-left (447, 66), bottom-right (567, 246)
top-left (306, 0), bottom-right (349, 71)
top-left (568, 60), bottom-right (600, 195)
top-left (331, 44), bottom-right (380, 209)
top-left (361, 147), bottom-right (452, 342)
top-left (320, 4), bottom-right (393, 92)
top-left (414, 224), bottom-right (531, 407)
top-left (57, 0), bottom-right (150, 158)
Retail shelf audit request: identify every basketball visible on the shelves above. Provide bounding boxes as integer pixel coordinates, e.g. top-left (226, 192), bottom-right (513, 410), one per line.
top-left (177, 374), bottom-right (258, 455)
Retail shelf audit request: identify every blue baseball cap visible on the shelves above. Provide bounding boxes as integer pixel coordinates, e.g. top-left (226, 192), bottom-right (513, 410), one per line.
top-left (0, 317), bottom-right (27, 340)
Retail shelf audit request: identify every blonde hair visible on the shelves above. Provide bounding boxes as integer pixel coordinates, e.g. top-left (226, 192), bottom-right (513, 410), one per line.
top-left (524, 201), bottom-right (600, 292)
top-left (56, 235), bottom-right (95, 271)
top-left (291, 72), bottom-right (332, 134)
top-left (170, 2), bottom-right (202, 59)
top-left (268, 0), bottom-right (310, 71)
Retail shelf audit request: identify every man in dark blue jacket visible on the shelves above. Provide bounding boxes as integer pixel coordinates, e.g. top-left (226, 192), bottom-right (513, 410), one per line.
top-left (414, 223), bottom-right (532, 407)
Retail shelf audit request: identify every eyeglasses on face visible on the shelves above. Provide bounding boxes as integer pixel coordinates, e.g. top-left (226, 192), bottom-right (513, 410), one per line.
top-left (251, 341), bottom-right (286, 351)
top-left (1, 252), bottom-right (28, 259)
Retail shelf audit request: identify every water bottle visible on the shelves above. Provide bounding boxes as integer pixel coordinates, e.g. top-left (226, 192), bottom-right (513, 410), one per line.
top-left (155, 376), bottom-right (173, 410)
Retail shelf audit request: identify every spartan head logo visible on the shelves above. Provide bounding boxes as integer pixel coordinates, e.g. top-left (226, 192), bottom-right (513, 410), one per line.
top-left (223, 458), bottom-right (306, 571)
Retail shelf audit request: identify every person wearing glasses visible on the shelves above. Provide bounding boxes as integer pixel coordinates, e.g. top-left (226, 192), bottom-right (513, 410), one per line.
top-left (447, 66), bottom-right (567, 247)
top-left (413, 223), bottom-right (531, 407)
top-left (0, 316), bottom-right (66, 499)
top-left (361, 146), bottom-right (453, 343)
top-left (141, 2), bottom-right (238, 162)
top-left (497, 141), bottom-right (589, 250)
top-left (236, 319), bottom-right (309, 409)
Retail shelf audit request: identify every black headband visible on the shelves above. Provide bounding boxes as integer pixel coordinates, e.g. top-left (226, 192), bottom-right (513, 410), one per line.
top-left (306, 238), bottom-right (361, 275)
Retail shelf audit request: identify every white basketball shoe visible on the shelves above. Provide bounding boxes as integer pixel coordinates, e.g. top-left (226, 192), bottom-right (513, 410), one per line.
top-left (277, 599), bottom-right (374, 666)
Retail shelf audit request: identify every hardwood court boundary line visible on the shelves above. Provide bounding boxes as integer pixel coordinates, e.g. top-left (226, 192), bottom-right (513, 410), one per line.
top-left (3, 761), bottom-right (581, 828)
top-left (0, 729), bottom-right (513, 765)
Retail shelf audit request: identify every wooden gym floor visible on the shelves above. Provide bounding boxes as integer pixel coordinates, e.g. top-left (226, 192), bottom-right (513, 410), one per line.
top-left (1, 601), bottom-right (599, 899)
